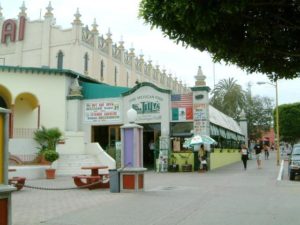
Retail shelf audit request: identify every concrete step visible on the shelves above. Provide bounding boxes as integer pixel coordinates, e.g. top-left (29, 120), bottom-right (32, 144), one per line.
top-left (56, 154), bottom-right (105, 176)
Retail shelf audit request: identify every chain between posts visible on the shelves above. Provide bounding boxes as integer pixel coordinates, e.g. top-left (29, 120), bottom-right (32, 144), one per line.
top-left (11, 176), bottom-right (110, 191)
top-left (9, 165), bottom-right (129, 191)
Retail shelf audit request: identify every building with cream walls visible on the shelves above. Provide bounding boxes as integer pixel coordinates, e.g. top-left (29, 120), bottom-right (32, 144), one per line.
top-left (0, 2), bottom-right (189, 93)
top-left (0, 3), bottom-right (247, 176)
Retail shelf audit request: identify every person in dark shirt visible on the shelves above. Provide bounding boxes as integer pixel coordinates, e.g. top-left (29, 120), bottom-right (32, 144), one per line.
top-left (253, 141), bottom-right (262, 169)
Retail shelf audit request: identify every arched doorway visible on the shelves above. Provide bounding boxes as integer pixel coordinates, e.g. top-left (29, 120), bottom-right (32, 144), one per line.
top-left (0, 85), bottom-right (12, 109)
top-left (14, 92), bottom-right (39, 138)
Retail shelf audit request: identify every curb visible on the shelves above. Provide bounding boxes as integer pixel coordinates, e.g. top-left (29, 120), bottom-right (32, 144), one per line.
top-left (277, 160), bottom-right (284, 181)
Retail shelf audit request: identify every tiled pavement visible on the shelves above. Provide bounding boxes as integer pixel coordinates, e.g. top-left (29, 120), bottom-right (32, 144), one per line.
top-left (11, 151), bottom-right (300, 225)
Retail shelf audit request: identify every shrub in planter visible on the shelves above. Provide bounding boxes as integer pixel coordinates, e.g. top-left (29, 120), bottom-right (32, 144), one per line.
top-left (44, 150), bottom-right (59, 163)
top-left (34, 126), bottom-right (63, 164)
top-left (44, 150), bottom-right (59, 179)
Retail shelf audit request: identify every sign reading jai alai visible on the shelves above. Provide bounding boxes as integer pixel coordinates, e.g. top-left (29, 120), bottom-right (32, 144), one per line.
top-left (1, 16), bottom-right (26, 43)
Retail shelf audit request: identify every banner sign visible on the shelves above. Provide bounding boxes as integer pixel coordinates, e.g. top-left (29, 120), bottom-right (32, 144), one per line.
top-left (129, 95), bottom-right (163, 121)
top-left (84, 101), bottom-right (121, 123)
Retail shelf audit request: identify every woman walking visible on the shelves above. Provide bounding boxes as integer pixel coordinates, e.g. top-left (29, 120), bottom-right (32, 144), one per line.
top-left (264, 144), bottom-right (269, 160)
top-left (240, 144), bottom-right (248, 170)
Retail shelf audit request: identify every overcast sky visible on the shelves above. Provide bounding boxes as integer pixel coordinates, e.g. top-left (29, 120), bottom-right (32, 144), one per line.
top-left (1, 0), bottom-right (299, 105)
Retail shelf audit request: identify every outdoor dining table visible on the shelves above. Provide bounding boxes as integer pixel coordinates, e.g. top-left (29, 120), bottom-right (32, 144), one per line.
top-left (81, 166), bottom-right (109, 176)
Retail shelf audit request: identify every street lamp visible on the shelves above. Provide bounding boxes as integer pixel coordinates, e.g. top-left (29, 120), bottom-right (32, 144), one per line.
top-left (257, 81), bottom-right (280, 166)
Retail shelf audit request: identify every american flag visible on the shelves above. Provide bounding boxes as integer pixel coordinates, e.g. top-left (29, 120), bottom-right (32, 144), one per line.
top-left (171, 93), bottom-right (193, 107)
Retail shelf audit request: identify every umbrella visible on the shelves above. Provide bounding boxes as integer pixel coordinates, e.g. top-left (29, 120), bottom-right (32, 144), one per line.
top-left (189, 135), bottom-right (217, 146)
top-left (183, 138), bottom-right (192, 149)
top-left (183, 135), bottom-right (217, 149)
top-left (200, 135), bottom-right (217, 145)
top-left (190, 135), bottom-right (203, 145)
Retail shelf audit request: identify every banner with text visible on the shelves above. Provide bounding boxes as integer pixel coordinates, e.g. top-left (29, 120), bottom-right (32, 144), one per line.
top-left (84, 100), bottom-right (121, 123)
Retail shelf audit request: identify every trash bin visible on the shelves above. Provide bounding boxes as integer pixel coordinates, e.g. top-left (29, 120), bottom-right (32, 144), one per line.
top-left (109, 169), bottom-right (120, 193)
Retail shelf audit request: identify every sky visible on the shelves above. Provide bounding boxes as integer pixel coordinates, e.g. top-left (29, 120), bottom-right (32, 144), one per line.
top-left (1, 0), bottom-right (299, 105)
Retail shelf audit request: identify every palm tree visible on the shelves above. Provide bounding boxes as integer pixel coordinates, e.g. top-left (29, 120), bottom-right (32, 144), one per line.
top-left (210, 77), bottom-right (246, 118)
top-left (34, 126), bottom-right (63, 151)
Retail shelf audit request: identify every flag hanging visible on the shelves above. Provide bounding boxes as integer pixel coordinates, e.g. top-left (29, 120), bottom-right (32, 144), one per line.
top-left (171, 93), bottom-right (193, 121)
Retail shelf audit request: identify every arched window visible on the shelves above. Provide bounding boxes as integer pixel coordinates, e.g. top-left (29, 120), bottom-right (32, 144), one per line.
top-left (57, 50), bottom-right (64, 69)
top-left (0, 97), bottom-right (7, 108)
top-left (84, 53), bottom-right (89, 73)
top-left (100, 60), bottom-right (104, 81)
top-left (114, 66), bottom-right (118, 86)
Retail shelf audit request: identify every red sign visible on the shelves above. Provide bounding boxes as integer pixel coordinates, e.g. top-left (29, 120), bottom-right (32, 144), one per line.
top-left (1, 16), bottom-right (26, 43)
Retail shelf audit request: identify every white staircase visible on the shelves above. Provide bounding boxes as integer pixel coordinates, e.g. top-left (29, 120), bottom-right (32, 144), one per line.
top-left (56, 154), bottom-right (108, 176)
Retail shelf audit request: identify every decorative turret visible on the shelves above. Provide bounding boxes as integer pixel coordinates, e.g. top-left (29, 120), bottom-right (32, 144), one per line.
top-left (18, 1), bottom-right (27, 18)
top-left (44, 1), bottom-right (54, 19)
top-left (194, 66), bottom-right (206, 86)
top-left (91, 18), bottom-right (98, 34)
top-left (68, 76), bottom-right (83, 98)
top-left (238, 109), bottom-right (248, 147)
top-left (129, 43), bottom-right (135, 56)
top-left (239, 110), bottom-right (246, 121)
top-left (106, 28), bottom-right (112, 40)
top-left (72, 8), bottom-right (82, 25)
top-left (155, 63), bottom-right (160, 71)
top-left (162, 67), bottom-right (166, 76)
top-left (139, 50), bottom-right (144, 61)
top-left (118, 35), bottom-right (124, 49)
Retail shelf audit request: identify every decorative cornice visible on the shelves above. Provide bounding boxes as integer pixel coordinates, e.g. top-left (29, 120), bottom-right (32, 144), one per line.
top-left (191, 86), bottom-right (211, 92)
top-left (122, 82), bottom-right (171, 97)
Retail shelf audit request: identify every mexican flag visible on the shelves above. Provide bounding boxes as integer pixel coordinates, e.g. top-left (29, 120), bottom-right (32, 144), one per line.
top-left (172, 107), bottom-right (193, 121)
top-left (171, 93), bottom-right (193, 121)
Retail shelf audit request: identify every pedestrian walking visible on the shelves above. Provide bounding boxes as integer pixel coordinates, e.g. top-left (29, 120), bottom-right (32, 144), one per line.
top-left (240, 144), bottom-right (248, 170)
top-left (264, 144), bottom-right (269, 160)
top-left (254, 140), bottom-right (263, 169)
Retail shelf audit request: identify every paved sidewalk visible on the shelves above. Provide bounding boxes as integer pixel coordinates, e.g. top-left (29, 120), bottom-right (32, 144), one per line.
top-left (11, 151), bottom-right (300, 225)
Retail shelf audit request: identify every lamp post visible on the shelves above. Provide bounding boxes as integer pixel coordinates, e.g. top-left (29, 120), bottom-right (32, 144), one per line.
top-left (257, 81), bottom-right (280, 166)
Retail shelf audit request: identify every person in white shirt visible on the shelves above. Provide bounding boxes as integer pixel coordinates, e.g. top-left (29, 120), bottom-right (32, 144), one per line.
top-left (240, 144), bottom-right (249, 170)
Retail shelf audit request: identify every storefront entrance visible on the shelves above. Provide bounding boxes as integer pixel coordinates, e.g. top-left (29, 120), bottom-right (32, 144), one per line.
top-left (92, 123), bottom-right (161, 169)
top-left (92, 125), bottom-right (120, 151)
top-left (141, 123), bottom-right (161, 169)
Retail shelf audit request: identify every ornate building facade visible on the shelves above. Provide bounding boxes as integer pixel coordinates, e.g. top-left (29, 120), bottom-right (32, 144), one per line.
top-left (0, 2), bottom-right (189, 93)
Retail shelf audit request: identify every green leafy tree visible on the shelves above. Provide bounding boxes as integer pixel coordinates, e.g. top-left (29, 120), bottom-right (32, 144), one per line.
top-left (245, 94), bottom-right (274, 140)
top-left (210, 77), bottom-right (246, 119)
top-left (139, 0), bottom-right (300, 80)
top-left (276, 103), bottom-right (300, 144)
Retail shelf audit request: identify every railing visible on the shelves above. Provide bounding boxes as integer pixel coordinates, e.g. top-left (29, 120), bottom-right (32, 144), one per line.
top-left (13, 128), bottom-right (36, 138)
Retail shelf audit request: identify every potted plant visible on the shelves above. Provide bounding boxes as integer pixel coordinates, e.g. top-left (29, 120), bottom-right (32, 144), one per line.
top-left (33, 126), bottom-right (63, 164)
top-left (168, 153), bottom-right (179, 172)
top-left (44, 149), bottom-right (59, 179)
top-left (180, 153), bottom-right (193, 172)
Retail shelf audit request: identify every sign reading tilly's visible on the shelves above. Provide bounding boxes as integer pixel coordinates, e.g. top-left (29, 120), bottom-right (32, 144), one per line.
top-left (1, 16), bottom-right (26, 43)
top-left (129, 95), bottom-right (162, 122)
